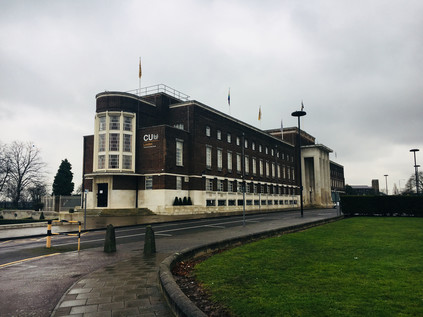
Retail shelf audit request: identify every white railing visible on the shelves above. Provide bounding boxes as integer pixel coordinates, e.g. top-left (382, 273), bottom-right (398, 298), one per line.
top-left (127, 84), bottom-right (190, 101)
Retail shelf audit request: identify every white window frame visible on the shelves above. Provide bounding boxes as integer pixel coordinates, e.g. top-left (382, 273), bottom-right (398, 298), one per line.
top-left (176, 140), bottom-right (183, 167)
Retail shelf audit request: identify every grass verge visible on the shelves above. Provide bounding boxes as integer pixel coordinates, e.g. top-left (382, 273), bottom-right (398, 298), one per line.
top-left (195, 217), bottom-right (423, 316)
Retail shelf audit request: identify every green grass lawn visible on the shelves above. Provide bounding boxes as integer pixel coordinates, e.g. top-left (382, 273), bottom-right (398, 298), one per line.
top-left (194, 217), bottom-right (423, 316)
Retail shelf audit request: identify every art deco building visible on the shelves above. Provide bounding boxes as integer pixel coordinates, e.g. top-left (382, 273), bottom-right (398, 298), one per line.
top-left (82, 85), bottom-right (343, 214)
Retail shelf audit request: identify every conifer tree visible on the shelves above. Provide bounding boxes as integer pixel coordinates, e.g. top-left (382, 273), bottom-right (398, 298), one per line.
top-left (52, 159), bottom-right (74, 195)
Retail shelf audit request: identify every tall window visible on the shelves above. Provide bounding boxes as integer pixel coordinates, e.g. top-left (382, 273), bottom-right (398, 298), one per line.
top-left (98, 155), bottom-right (105, 169)
top-left (236, 153), bottom-right (241, 173)
top-left (266, 162), bottom-right (270, 177)
top-left (99, 116), bottom-right (106, 131)
top-left (228, 181), bottom-right (233, 192)
top-left (123, 134), bottom-right (131, 152)
top-left (278, 164), bottom-right (281, 178)
top-left (109, 115), bottom-right (120, 130)
top-left (217, 180), bottom-right (224, 191)
top-left (109, 155), bottom-right (119, 169)
top-left (259, 145), bottom-right (262, 153)
top-left (176, 140), bottom-right (183, 166)
top-left (122, 155), bottom-right (131, 169)
top-left (227, 151), bottom-right (232, 172)
top-left (259, 160), bottom-right (264, 176)
top-left (206, 126), bottom-right (211, 137)
top-left (145, 176), bottom-right (153, 190)
top-left (99, 134), bottom-right (106, 152)
top-left (176, 176), bottom-right (182, 190)
top-left (206, 179), bottom-right (213, 191)
top-left (217, 149), bottom-right (223, 170)
top-left (236, 137), bottom-right (240, 146)
top-left (217, 130), bottom-right (221, 140)
top-left (272, 163), bottom-right (275, 178)
top-left (292, 167), bottom-right (295, 180)
top-left (123, 116), bottom-right (132, 131)
top-left (252, 142), bottom-right (255, 150)
top-left (109, 134), bottom-right (119, 151)
top-left (245, 156), bottom-right (249, 174)
top-left (252, 157), bottom-right (257, 175)
top-left (227, 133), bottom-right (231, 143)
top-left (245, 139), bottom-right (248, 148)
top-left (206, 146), bottom-right (212, 169)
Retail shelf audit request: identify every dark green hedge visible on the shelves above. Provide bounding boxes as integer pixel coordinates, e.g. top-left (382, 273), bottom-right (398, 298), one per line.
top-left (340, 195), bottom-right (423, 216)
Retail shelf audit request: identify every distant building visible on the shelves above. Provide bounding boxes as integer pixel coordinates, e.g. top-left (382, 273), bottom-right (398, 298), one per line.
top-left (82, 85), bottom-right (344, 214)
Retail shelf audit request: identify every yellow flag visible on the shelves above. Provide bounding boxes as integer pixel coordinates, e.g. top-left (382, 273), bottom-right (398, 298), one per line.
top-left (258, 106), bottom-right (262, 121)
top-left (138, 58), bottom-right (142, 78)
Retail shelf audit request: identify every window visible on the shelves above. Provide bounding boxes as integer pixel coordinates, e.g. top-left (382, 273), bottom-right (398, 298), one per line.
top-left (123, 134), bottom-right (131, 152)
top-left (246, 183), bottom-right (251, 194)
top-left (259, 145), bottom-right (262, 153)
top-left (206, 146), bottom-right (212, 169)
top-left (259, 160), bottom-right (263, 176)
top-left (265, 147), bottom-right (268, 155)
top-left (271, 149), bottom-right (274, 156)
top-left (174, 123), bottom-right (184, 130)
top-left (292, 167), bottom-right (295, 180)
top-left (254, 184), bottom-right (258, 194)
top-left (217, 130), bottom-right (221, 140)
top-left (252, 142), bottom-right (255, 150)
top-left (98, 155), bottom-right (105, 169)
top-left (236, 153), bottom-right (241, 173)
top-left (227, 133), bottom-right (231, 143)
top-left (99, 134), bottom-right (106, 152)
top-left (176, 176), bottom-right (182, 190)
top-left (236, 137), bottom-right (240, 146)
top-left (228, 181), bottom-right (233, 192)
top-left (217, 180), bottom-right (224, 192)
top-left (266, 162), bottom-right (270, 177)
top-left (108, 154), bottom-right (119, 169)
top-left (245, 156), bottom-right (249, 174)
top-left (287, 154), bottom-right (290, 161)
top-left (123, 116), bottom-right (132, 131)
top-left (122, 155), bottom-right (132, 169)
top-left (145, 176), bottom-right (153, 190)
top-left (176, 140), bottom-right (183, 166)
top-left (245, 139), bottom-right (248, 148)
top-left (237, 182), bottom-right (243, 193)
top-left (206, 126), bottom-right (211, 137)
top-left (217, 149), bottom-right (223, 170)
top-left (109, 133), bottom-right (119, 151)
top-left (206, 179), bottom-right (213, 191)
top-left (227, 151), bottom-right (232, 172)
top-left (99, 116), bottom-right (106, 131)
top-left (283, 166), bottom-right (286, 179)
top-left (252, 157), bottom-right (257, 175)
top-left (272, 163), bottom-right (275, 178)
top-left (109, 115), bottom-right (120, 130)
top-left (287, 167), bottom-right (291, 179)
top-left (278, 164), bottom-right (281, 178)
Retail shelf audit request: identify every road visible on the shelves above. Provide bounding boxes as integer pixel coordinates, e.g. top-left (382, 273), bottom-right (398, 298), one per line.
top-left (0, 209), bottom-right (337, 266)
top-left (0, 208), bottom-right (339, 316)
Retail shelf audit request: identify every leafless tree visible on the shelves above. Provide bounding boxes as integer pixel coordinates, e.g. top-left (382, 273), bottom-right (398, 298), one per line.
top-left (5, 141), bottom-right (46, 207)
top-left (0, 142), bottom-right (11, 195)
top-left (402, 171), bottom-right (423, 195)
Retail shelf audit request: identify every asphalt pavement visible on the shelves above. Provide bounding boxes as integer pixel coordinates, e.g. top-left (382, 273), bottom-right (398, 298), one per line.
top-left (0, 208), bottom-right (340, 317)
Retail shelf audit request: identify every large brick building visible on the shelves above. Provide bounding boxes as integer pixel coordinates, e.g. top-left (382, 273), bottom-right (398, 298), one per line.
top-left (82, 85), bottom-right (344, 214)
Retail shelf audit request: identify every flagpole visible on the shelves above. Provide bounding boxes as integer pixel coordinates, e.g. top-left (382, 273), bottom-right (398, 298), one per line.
top-left (138, 57), bottom-right (142, 95)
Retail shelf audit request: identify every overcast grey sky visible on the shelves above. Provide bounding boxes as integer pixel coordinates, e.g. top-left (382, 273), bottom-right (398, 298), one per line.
top-left (1, 0), bottom-right (422, 194)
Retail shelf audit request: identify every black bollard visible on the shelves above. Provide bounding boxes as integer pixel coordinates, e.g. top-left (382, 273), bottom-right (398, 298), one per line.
top-left (143, 225), bottom-right (156, 255)
top-left (104, 224), bottom-right (116, 253)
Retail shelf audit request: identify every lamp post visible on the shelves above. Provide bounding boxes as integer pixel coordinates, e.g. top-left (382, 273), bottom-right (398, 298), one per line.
top-left (384, 174), bottom-right (389, 195)
top-left (410, 149), bottom-right (420, 195)
top-left (291, 110), bottom-right (306, 217)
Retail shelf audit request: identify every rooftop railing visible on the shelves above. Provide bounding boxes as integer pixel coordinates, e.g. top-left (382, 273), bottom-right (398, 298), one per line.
top-left (127, 84), bottom-right (190, 101)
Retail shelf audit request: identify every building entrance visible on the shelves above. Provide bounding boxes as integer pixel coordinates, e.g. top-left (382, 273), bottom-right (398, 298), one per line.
top-left (97, 183), bottom-right (108, 207)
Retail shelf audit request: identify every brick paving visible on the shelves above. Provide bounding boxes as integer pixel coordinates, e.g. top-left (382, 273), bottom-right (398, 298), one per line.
top-left (51, 254), bottom-right (173, 317)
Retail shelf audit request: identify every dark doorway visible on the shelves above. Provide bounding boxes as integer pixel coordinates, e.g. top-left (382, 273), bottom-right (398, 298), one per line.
top-left (97, 183), bottom-right (108, 207)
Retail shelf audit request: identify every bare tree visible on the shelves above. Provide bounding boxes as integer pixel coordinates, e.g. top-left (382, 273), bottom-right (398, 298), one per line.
top-left (402, 171), bottom-right (423, 195)
top-left (0, 142), bottom-right (11, 197)
top-left (6, 141), bottom-right (46, 207)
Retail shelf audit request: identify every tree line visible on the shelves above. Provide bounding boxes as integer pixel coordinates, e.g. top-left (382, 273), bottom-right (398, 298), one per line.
top-left (0, 141), bottom-right (75, 209)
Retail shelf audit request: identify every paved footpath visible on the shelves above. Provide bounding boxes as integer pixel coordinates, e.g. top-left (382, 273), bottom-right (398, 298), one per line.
top-left (50, 209), bottom-right (339, 317)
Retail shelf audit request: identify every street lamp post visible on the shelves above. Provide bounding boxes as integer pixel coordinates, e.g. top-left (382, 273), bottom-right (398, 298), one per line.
top-left (384, 174), bottom-right (389, 195)
top-left (291, 110), bottom-right (306, 217)
top-left (410, 149), bottom-right (420, 195)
